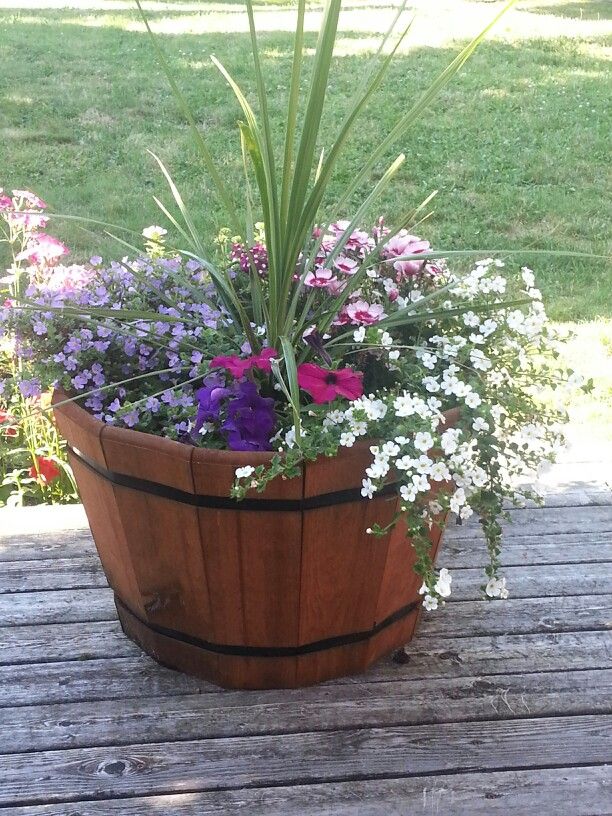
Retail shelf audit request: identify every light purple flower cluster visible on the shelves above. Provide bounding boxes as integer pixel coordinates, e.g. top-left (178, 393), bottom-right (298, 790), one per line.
top-left (2, 249), bottom-right (225, 439)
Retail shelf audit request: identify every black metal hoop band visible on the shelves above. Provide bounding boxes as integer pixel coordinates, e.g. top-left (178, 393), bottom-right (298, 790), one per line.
top-left (115, 594), bottom-right (420, 658)
top-left (68, 445), bottom-right (399, 512)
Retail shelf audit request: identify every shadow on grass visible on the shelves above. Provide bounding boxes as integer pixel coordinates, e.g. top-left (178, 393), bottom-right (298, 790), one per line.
top-left (1, 14), bottom-right (610, 318)
top-left (526, 1), bottom-right (612, 20)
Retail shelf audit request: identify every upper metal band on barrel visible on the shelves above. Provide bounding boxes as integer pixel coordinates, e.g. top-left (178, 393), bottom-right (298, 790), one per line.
top-left (68, 445), bottom-right (399, 512)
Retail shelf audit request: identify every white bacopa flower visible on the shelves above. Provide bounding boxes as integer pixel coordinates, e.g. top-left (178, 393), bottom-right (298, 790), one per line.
top-left (388, 349), bottom-right (400, 360)
top-left (485, 576), bottom-right (509, 599)
top-left (434, 568), bottom-right (452, 597)
top-left (340, 432), bottom-right (356, 447)
top-left (479, 319), bottom-right (498, 337)
top-left (423, 594), bottom-right (439, 612)
top-left (142, 225), bottom-right (167, 241)
top-left (470, 349), bottom-right (492, 371)
top-left (429, 461), bottom-right (451, 481)
top-left (400, 484), bottom-right (418, 503)
top-left (452, 381), bottom-right (472, 398)
top-left (422, 376), bottom-right (441, 393)
top-left (382, 441), bottom-right (400, 457)
top-left (411, 473), bottom-right (430, 493)
top-left (353, 326), bottom-right (366, 343)
top-left (422, 352), bottom-right (438, 369)
top-left (394, 393), bottom-right (418, 417)
top-left (415, 454), bottom-right (434, 474)
top-left (521, 266), bottom-right (536, 288)
top-left (361, 478), bottom-right (375, 499)
top-left (414, 432), bottom-right (434, 452)
top-left (463, 311), bottom-right (480, 327)
top-left (235, 465), bottom-right (255, 479)
top-left (366, 458), bottom-right (390, 479)
top-left (487, 370), bottom-right (505, 387)
top-left (507, 309), bottom-right (526, 331)
top-left (379, 330), bottom-right (393, 348)
top-left (418, 582), bottom-right (428, 595)
top-left (472, 417), bottom-right (490, 432)
top-left (363, 397), bottom-right (387, 420)
top-left (351, 420), bottom-right (368, 436)
top-left (450, 488), bottom-right (467, 514)
top-left (465, 391), bottom-right (482, 409)
top-left (441, 428), bottom-right (462, 454)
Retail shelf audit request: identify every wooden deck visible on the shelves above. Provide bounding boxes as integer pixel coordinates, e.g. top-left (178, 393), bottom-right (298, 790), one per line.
top-left (0, 433), bottom-right (611, 814)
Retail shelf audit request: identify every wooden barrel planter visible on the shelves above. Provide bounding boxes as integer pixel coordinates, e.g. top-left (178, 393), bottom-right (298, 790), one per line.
top-left (53, 389), bottom-right (456, 689)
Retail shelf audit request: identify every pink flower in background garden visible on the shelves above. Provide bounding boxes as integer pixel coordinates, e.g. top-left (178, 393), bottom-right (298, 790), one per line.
top-left (16, 233), bottom-right (69, 266)
top-left (29, 455), bottom-right (60, 485)
top-left (0, 190), bottom-right (12, 209)
top-left (345, 300), bottom-right (386, 325)
top-left (210, 348), bottom-right (278, 378)
top-left (382, 230), bottom-right (431, 277)
top-left (297, 363), bottom-right (363, 404)
top-left (304, 267), bottom-right (337, 288)
top-left (333, 256), bottom-right (359, 275)
top-left (0, 409), bottom-right (18, 438)
top-left (12, 190), bottom-right (47, 209)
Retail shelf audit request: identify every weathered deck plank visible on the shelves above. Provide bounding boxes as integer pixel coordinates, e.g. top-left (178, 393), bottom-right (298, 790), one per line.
top-left (4, 628), bottom-right (612, 706)
top-left (2, 556), bottom-right (611, 598)
top-left (0, 715), bottom-right (610, 807)
top-left (2, 669), bottom-right (611, 755)
top-left (1, 766), bottom-right (609, 816)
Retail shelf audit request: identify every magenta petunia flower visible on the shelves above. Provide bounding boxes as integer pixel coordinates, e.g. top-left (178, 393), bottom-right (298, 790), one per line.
top-left (210, 347), bottom-right (278, 379)
top-left (297, 363), bottom-right (363, 404)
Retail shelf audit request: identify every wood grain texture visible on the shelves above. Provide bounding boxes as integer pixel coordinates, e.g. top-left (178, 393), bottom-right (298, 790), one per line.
top-left (0, 766), bottom-right (609, 816)
top-left (0, 715), bottom-right (610, 806)
top-left (4, 628), bottom-right (612, 707)
top-left (2, 669), bottom-right (610, 754)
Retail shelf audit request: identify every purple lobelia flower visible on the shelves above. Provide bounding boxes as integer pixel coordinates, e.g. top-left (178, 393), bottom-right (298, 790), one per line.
top-left (222, 380), bottom-right (276, 452)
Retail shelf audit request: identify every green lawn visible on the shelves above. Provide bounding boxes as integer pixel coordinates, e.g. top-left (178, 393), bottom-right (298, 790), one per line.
top-left (1, 0), bottom-right (611, 429)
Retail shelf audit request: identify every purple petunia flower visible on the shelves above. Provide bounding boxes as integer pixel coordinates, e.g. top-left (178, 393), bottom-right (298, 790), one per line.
top-left (193, 374), bottom-right (232, 435)
top-left (222, 380), bottom-right (276, 452)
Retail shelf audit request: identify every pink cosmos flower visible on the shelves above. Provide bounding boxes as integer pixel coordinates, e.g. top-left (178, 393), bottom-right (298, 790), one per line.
top-left (16, 234), bottom-right (69, 266)
top-left (345, 300), bottom-right (386, 325)
top-left (297, 363), bottom-right (363, 404)
top-left (210, 347), bottom-right (278, 378)
top-left (382, 230), bottom-right (431, 277)
top-left (304, 268), bottom-right (337, 288)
